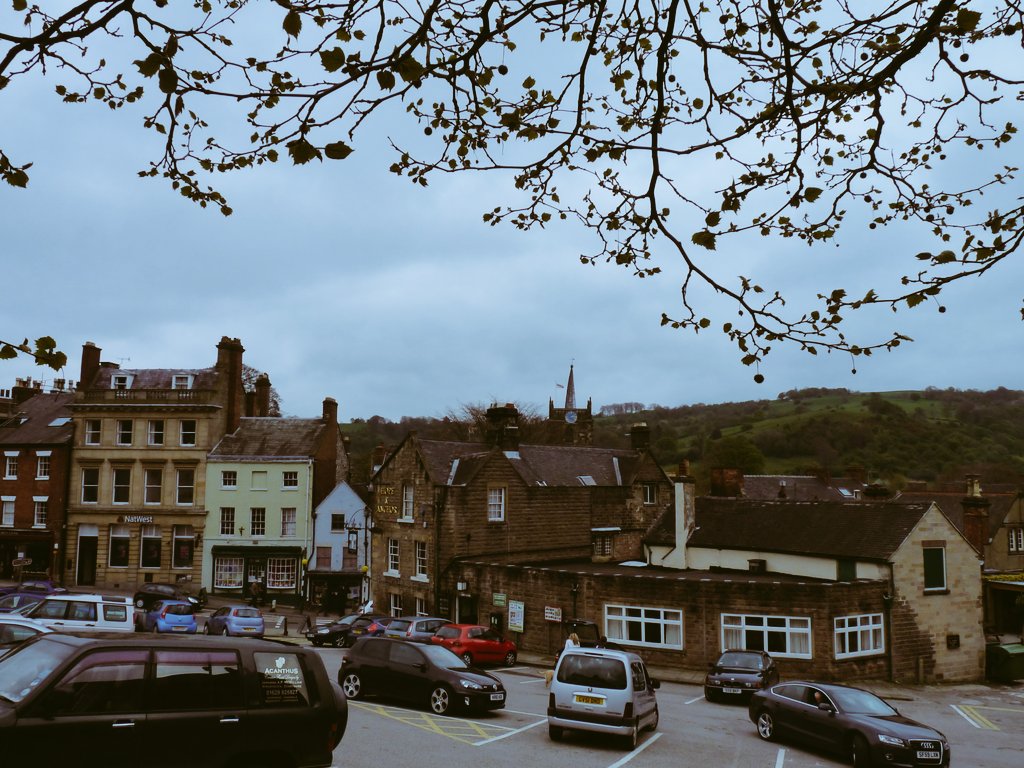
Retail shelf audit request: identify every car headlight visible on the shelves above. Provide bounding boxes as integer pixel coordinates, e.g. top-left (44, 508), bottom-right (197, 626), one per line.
top-left (459, 679), bottom-right (483, 690)
top-left (878, 734), bottom-right (906, 748)
top-left (317, 628), bottom-right (329, 634)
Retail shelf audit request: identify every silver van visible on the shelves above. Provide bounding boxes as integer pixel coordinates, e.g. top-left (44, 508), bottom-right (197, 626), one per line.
top-left (547, 647), bottom-right (660, 749)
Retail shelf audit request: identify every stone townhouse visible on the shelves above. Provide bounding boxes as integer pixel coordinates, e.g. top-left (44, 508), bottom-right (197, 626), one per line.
top-left (0, 386), bottom-right (74, 579)
top-left (368, 404), bottom-right (673, 626)
top-left (203, 395), bottom-right (346, 605)
top-left (65, 337), bottom-right (247, 590)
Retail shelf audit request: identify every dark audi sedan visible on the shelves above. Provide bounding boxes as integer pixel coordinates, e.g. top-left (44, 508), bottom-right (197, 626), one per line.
top-left (749, 681), bottom-right (950, 767)
top-left (339, 636), bottom-right (506, 715)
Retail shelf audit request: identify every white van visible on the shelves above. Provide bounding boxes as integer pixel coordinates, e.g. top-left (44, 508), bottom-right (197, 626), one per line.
top-left (547, 647), bottom-right (660, 749)
top-left (25, 594), bottom-right (134, 633)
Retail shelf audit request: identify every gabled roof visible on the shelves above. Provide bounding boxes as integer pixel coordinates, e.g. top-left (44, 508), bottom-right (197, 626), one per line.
top-left (0, 393), bottom-right (74, 446)
top-left (209, 417), bottom-right (327, 459)
top-left (896, 490), bottom-right (1018, 542)
top-left (739, 474), bottom-right (849, 501)
top-left (90, 367), bottom-right (219, 390)
top-left (648, 497), bottom-right (936, 562)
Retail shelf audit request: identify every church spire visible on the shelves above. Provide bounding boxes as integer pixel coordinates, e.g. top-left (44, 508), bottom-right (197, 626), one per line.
top-left (564, 364), bottom-right (576, 410)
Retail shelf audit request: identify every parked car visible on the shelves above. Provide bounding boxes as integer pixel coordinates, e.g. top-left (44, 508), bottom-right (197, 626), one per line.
top-left (547, 646), bottom-right (660, 750)
top-left (308, 613), bottom-right (387, 648)
top-left (204, 605), bottom-right (265, 637)
top-left (430, 623), bottom-right (517, 667)
top-left (749, 681), bottom-right (951, 767)
top-left (704, 649), bottom-right (779, 702)
top-left (137, 599), bottom-right (197, 634)
top-left (358, 616), bottom-right (398, 639)
top-left (0, 632), bottom-right (347, 767)
top-left (384, 615), bottom-right (452, 642)
top-left (132, 582), bottom-right (201, 612)
top-left (339, 636), bottom-right (506, 715)
top-left (0, 592), bottom-right (44, 614)
top-left (26, 594), bottom-right (134, 633)
top-left (0, 616), bottom-right (51, 656)
top-left (0, 579), bottom-right (66, 597)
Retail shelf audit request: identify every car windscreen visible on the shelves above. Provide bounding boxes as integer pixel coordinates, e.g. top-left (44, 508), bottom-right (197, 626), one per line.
top-left (420, 644), bottom-right (468, 668)
top-left (0, 638), bottom-right (73, 703)
top-left (557, 655), bottom-right (628, 689)
top-left (829, 688), bottom-right (898, 716)
top-left (718, 652), bottom-right (762, 670)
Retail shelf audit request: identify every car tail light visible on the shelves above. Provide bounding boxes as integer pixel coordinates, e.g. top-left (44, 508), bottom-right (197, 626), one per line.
top-left (161, 607), bottom-right (169, 618)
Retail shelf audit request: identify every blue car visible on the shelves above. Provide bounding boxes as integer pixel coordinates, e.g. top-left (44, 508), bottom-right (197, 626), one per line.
top-left (0, 593), bottom-right (44, 615)
top-left (137, 599), bottom-right (197, 633)
top-left (203, 605), bottom-right (264, 637)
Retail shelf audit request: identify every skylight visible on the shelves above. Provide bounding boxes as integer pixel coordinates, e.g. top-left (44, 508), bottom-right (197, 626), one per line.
top-left (49, 417), bottom-right (72, 426)
top-left (577, 475), bottom-right (596, 486)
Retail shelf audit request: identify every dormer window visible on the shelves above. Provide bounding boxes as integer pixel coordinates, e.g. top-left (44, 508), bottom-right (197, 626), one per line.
top-left (172, 374), bottom-right (193, 390)
top-left (111, 374), bottom-right (132, 390)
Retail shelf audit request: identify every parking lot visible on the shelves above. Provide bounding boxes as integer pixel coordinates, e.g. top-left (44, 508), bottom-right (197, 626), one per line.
top-left (314, 648), bottom-right (1024, 768)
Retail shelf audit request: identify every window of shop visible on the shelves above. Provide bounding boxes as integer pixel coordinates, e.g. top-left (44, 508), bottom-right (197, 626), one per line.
top-left (147, 420), bottom-right (164, 446)
top-left (33, 498), bottom-right (47, 527)
top-left (722, 614), bottom-right (812, 659)
top-left (112, 467), bottom-right (131, 504)
top-left (220, 507), bottom-right (235, 536)
top-left (116, 420), bottom-right (133, 446)
top-left (387, 538), bottom-right (400, 574)
top-left (923, 546), bottom-right (946, 592)
top-left (834, 613), bottom-right (885, 659)
top-left (179, 419), bottom-right (197, 447)
top-left (4, 455), bottom-right (17, 479)
top-left (401, 484), bottom-right (414, 521)
top-left (281, 508), bottom-right (296, 537)
top-left (141, 524), bottom-right (162, 568)
top-left (172, 525), bottom-right (195, 568)
top-left (109, 524), bottom-right (130, 567)
top-left (266, 557), bottom-right (297, 589)
top-left (605, 604), bottom-right (684, 649)
top-left (35, 454), bottom-right (50, 479)
top-left (487, 487), bottom-right (505, 522)
top-left (84, 419), bottom-right (101, 445)
top-left (1, 498), bottom-right (12, 527)
top-left (81, 467), bottom-right (99, 503)
top-left (415, 541), bottom-right (428, 579)
top-left (176, 468), bottom-right (194, 506)
top-left (282, 471), bottom-right (298, 489)
top-left (215, 556), bottom-right (244, 588)
top-left (144, 468), bottom-right (162, 505)
top-left (250, 508), bottom-right (266, 537)
top-left (221, 470), bottom-right (237, 489)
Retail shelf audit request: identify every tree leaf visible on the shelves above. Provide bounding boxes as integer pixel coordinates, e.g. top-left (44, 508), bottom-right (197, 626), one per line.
top-left (319, 48), bottom-right (346, 73)
top-left (956, 9), bottom-right (982, 32)
top-left (283, 10), bottom-right (302, 38)
top-left (12, 0), bottom-right (27, 11)
top-left (134, 53), bottom-right (163, 78)
top-left (691, 230), bottom-right (717, 250)
top-left (705, 211), bottom-right (720, 227)
top-left (0, 344), bottom-right (17, 361)
top-left (287, 137), bottom-right (321, 165)
top-left (376, 71), bottom-right (396, 91)
top-left (158, 68), bottom-right (178, 94)
top-left (395, 55), bottom-right (424, 84)
top-left (324, 141), bottom-right (353, 160)
top-left (804, 187), bottom-right (823, 203)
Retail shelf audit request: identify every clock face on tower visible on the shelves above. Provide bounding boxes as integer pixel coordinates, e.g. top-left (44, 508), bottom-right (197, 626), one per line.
top-left (565, 410), bottom-right (578, 424)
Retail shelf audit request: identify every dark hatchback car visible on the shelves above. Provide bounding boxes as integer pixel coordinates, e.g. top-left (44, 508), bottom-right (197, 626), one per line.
top-left (704, 649), bottom-right (779, 702)
top-left (339, 636), bottom-right (506, 715)
top-left (0, 632), bottom-right (347, 768)
top-left (749, 681), bottom-right (950, 767)
top-left (308, 613), bottom-right (387, 647)
top-left (132, 582), bottom-right (201, 612)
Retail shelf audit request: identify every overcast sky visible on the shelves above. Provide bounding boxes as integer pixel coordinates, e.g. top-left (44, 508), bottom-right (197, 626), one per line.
top-left (2, 13), bottom-right (1021, 422)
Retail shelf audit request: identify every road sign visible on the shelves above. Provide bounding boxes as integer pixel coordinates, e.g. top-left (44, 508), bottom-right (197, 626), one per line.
top-left (11, 557), bottom-right (32, 567)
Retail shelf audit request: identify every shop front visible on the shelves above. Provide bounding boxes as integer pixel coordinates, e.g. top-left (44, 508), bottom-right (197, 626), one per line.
top-left (210, 544), bottom-right (304, 605)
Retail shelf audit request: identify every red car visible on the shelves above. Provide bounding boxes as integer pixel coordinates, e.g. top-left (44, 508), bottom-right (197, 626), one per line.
top-left (430, 623), bottom-right (517, 667)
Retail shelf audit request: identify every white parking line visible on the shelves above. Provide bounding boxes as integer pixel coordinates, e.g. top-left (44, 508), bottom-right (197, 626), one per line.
top-left (951, 704), bottom-right (983, 728)
top-left (605, 732), bottom-right (662, 768)
top-left (775, 747), bottom-right (786, 767)
top-left (520, 677), bottom-right (547, 684)
top-left (684, 694), bottom-right (704, 704)
top-left (473, 718), bottom-right (547, 745)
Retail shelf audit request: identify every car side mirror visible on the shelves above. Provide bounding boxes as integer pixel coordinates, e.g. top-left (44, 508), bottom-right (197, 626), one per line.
top-left (818, 702), bottom-right (834, 714)
top-left (651, 679), bottom-right (661, 690)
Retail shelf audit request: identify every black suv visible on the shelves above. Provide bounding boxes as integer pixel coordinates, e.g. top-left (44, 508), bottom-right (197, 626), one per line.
top-left (133, 583), bottom-right (201, 612)
top-left (0, 632), bottom-right (347, 767)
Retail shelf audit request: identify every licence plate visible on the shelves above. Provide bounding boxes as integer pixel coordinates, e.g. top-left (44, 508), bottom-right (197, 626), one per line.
top-left (723, 687), bottom-right (743, 695)
top-left (917, 751), bottom-right (940, 760)
top-left (490, 693), bottom-right (505, 701)
top-left (172, 626), bottom-right (186, 631)
top-left (574, 694), bottom-right (605, 705)
top-left (243, 627), bottom-right (255, 631)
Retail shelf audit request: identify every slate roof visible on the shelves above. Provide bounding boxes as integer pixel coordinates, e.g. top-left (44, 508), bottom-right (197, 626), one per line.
top-left (89, 366), bottom-right (220, 390)
top-left (646, 497), bottom-right (935, 562)
top-left (739, 474), bottom-right (847, 501)
top-left (210, 417), bottom-right (327, 459)
top-left (412, 438), bottom-right (648, 488)
top-left (0, 393), bottom-right (74, 446)
top-left (896, 490), bottom-right (1017, 542)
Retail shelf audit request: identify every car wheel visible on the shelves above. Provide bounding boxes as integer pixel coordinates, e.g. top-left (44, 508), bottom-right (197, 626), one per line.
top-left (648, 706), bottom-right (659, 732)
top-left (851, 733), bottom-right (873, 768)
top-left (503, 651), bottom-right (517, 667)
top-left (331, 635), bottom-right (343, 648)
top-left (461, 652), bottom-right (473, 665)
top-left (341, 673), bottom-right (362, 700)
top-left (548, 724), bottom-right (563, 741)
top-left (623, 719), bottom-right (639, 750)
top-left (221, 625), bottom-right (228, 636)
top-left (756, 710), bottom-right (776, 741)
top-left (704, 686), bottom-right (718, 702)
top-left (135, 598), bottom-right (145, 608)
top-left (429, 685), bottom-right (452, 715)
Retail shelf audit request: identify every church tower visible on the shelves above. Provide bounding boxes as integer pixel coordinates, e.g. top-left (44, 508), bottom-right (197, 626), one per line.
top-left (547, 364), bottom-right (594, 445)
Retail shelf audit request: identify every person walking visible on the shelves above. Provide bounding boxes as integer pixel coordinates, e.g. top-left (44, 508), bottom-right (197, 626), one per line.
top-left (546, 632), bottom-right (581, 687)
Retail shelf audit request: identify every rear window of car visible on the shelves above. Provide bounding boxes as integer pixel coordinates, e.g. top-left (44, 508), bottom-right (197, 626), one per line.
top-left (164, 604), bottom-right (194, 616)
top-left (388, 620), bottom-right (411, 631)
top-left (435, 626), bottom-right (459, 639)
top-left (557, 655), bottom-right (628, 689)
top-left (234, 608), bottom-right (261, 619)
top-left (254, 652), bottom-right (311, 707)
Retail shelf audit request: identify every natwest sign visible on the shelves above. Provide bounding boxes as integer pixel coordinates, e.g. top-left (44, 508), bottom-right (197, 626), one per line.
top-left (117, 514), bottom-right (155, 524)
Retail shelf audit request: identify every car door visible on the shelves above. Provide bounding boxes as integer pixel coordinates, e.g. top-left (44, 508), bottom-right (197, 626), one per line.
top-left (145, 648), bottom-right (247, 767)
top-left (13, 648), bottom-right (147, 767)
top-left (386, 641), bottom-right (432, 705)
top-left (463, 626), bottom-right (491, 662)
top-left (631, 661), bottom-right (658, 726)
top-left (769, 684), bottom-right (809, 736)
top-left (349, 638), bottom-right (391, 695)
top-left (796, 687), bottom-right (847, 749)
top-left (477, 628), bottom-right (506, 662)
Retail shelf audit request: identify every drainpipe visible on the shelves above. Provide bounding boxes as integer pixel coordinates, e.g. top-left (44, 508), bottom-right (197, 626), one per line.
top-left (303, 459), bottom-right (313, 604)
top-left (433, 486), bottom-right (447, 615)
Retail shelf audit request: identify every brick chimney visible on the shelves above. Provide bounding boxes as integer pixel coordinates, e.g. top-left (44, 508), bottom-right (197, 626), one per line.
top-left (710, 467), bottom-right (745, 497)
top-left (255, 373), bottom-right (271, 417)
top-left (961, 474), bottom-right (990, 556)
top-left (630, 422), bottom-right (650, 451)
top-left (486, 403), bottom-right (520, 450)
top-left (322, 397), bottom-right (338, 425)
top-left (80, 341), bottom-right (101, 388)
top-left (244, 390), bottom-right (256, 417)
top-left (215, 337), bottom-right (245, 432)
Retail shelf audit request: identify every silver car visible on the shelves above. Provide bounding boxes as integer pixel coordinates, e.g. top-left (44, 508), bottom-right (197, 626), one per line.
top-left (383, 616), bottom-right (452, 643)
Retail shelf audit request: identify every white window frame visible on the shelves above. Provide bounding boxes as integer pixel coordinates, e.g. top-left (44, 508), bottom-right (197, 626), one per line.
top-left (172, 374), bottom-right (193, 390)
top-left (282, 471), bottom-right (299, 489)
top-left (401, 483), bottom-right (414, 521)
top-left (221, 470), bottom-right (237, 489)
top-left (35, 454), bottom-right (51, 480)
top-left (1, 497), bottom-right (14, 527)
top-left (605, 604), bottom-right (684, 650)
top-left (642, 483), bottom-right (657, 505)
top-left (115, 419), bottom-right (133, 446)
top-left (281, 507), bottom-right (297, 537)
top-left (4, 455), bottom-right (17, 479)
top-left (390, 592), bottom-right (403, 617)
top-left (266, 557), bottom-right (297, 589)
top-left (147, 419), bottom-right (165, 446)
top-left (81, 467), bottom-right (99, 503)
top-left (32, 497), bottom-right (48, 528)
top-left (415, 597), bottom-right (427, 617)
top-left (220, 507), bottom-right (235, 536)
top-left (179, 419), bottom-right (197, 447)
top-left (386, 538), bottom-right (400, 576)
top-left (112, 467), bottom-right (131, 505)
top-left (175, 468), bottom-right (195, 506)
top-left (1008, 527), bottom-right (1023, 554)
top-left (414, 540), bottom-right (428, 580)
top-left (923, 546), bottom-right (947, 592)
top-left (487, 487), bottom-right (506, 522)
top-left (721, 613), bottom-right (813, 659)
top-left (834, 613), bottom-right (885, 659)
top-left (84, 419), bottom-right (101, 445)
top-left (144, 468), bottom-right (162, 505)
top-left (250, 508), bottom-right (266, 537)
top-left (214, 556), bottom-right (244, 589)
top-left (111, 374), bottom-right (131, 390)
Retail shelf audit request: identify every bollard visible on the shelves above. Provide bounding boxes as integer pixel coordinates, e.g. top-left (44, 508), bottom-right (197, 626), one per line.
top-left (271, 599), bottom-right (277, 612)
